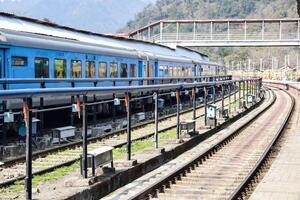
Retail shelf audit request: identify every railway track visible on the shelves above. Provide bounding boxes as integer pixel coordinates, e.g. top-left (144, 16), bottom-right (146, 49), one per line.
top-left (0, 92), bottom-right (242, 188)
top-left (104, 88), bottom-right (294, 200)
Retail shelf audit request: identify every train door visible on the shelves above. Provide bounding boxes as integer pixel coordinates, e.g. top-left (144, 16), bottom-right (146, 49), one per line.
top-left (138, 60), bottom-right (143, 85)
top-left (154, 61), bottom-right (158, 77)
top-left (0, 49), bottom-right (4, 78)
top-left (199, 64), bottom-right (202, 79)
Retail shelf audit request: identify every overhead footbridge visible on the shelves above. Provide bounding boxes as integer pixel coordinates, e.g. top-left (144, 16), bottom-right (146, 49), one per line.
top-left (129, 18), bottom-right (300, 47)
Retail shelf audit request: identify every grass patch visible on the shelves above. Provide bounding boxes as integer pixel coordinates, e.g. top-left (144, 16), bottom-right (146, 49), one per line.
top-left (113, 128), bottom-right (177, 160)
top-left (0, 162), bottom-right (79, 197)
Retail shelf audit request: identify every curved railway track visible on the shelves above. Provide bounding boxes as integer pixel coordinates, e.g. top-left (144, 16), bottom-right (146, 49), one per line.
top-left (0, 92), bottom-right (241, 188)
top-left (105, 88), bottom-right (294, 200)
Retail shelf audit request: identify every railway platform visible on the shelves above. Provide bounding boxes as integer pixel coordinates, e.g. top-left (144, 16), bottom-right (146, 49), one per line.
top-left (250, 82), bottom-right (300, 200)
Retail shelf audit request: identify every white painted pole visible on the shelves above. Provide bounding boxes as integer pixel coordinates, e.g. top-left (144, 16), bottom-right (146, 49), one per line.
top-left (160, 22), bottom-right (163, 42)
top-left (227, 21), bottom-right (230, 40)
top-left (210, 21), bottom-right (213, 40)
top-left (244, 21), bottom-right (247, 40)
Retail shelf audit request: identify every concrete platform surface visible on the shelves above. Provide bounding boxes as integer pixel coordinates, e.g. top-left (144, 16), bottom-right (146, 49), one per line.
top-left (250, 91), bottom-right (300, 200)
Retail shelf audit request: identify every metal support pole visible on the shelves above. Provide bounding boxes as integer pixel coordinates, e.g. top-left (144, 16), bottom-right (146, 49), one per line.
top-left (213, 85), bottom-right (216, 104)
top-left (148, 26), bottom-right (151, 41)
top-left (227, 21), bottom-right (230, 40)
top-left (192, 87), bottom-right (196, 133)
top-left (39, 97), bottom-right (44, 133)
top-left (255, 80), bottom-right (257, 96)
top-left (228, 84), bottom-right (231, 114)
top-left (210, 21), bottom-right (213, 40)
top-left (249, 80), bottom-right (251, 95)
top-left (93, 95), bottom-right (97, 125)
top-left (193, 22), bottom-right (196, 40)
top-left (24, 97), bottom-right (33, 200)
top-left (176, 22), bottom-right (179, 40)
top-left (112, 93), bottom-right (116, 122)
top-left (154, 91), bottom-right (159, 148)
top-left (243, 81), bottom-right (245, 104)
top-left (82, 95), bottom-right (88, 178)
top-left (244, 21), bottom-right (247, 40)
top-left (160, 22), bottom-right (163, 41)
top-left (125, 92), bottom-right (132, 160)
top-left (176, 89), bottom-right (180, 139)
top-left (252, 80), bottom-right (255, 95)
top-left (279, 20), bottom-right (282, 40)
top-left (221, 84), bottom-right (225, 114)
top-left (246, 81), bottom-right (249, 104)
top-left (204, 87), bottom-right (207, 126)
top-left (262, 20), bottom-right (265, 40)
top-left (70, 96), bottom-right (74, 126)
top-left (234, 82), bottom-right (237, 112)
top-left (239, 81), bottom-right (241, 109)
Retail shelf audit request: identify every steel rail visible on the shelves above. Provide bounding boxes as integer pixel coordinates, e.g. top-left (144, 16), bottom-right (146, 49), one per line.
top-left (128, 89), bottom-right (275, 200)
top-left (229, 85), bottom-right (297, 199)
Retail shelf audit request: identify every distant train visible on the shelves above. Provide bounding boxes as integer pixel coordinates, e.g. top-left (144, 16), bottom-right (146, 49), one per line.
top-left (0, 12), bottom-right (227, 91)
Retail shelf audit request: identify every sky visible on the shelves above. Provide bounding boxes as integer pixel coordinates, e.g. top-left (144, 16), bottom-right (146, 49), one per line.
top-left (0, 0), bottom-right (156, 33)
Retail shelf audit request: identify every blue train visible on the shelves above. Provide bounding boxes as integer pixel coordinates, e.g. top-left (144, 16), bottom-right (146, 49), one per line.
top-left (0, 13), bottom-right (230, 142)
top-left (0, 12), bottom-right (227, 91)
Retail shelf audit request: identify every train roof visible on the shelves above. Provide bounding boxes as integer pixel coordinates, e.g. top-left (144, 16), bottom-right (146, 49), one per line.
top-left (176, 46), bottom-right (209, 60)
top-left (0, 12), bottom-right (215, 65)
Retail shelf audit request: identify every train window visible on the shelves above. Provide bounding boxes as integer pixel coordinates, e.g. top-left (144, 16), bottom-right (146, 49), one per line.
top-left (176, 67), bottom-right (180, 77)
top-left (165, 66), bottom-right (169, 76)
top-left (98, 62), bottom-right (107, 78)
top-left (143, 64), bottom-right (147, 77)
top-left (130, 64), bottom-right (137, 77)
top-left (35, 57), bottom-right (49, 78)
top-left (54, 59), bottom-right (66, 78)
top-left (120, 63), bottom-right (128, 78)
top-left (181, 67), bottom-right (185, 77)
top-left (159, 66), bottom-right (164, 72)
top-left (173, 67), bottom-right (177, 76)
top-left (71, 60), bottom-right (82, 78)
top-left (110, 62), bottom-right (118, 78)
top-left (12, 56), bottom-right (27, 66)
top-left (86, 61), bottom-right (95, 78)
top-left (169, 67), bottom-right (173, 76)
top-left (149, 64), bottom-right (154, 77)
top-left (189, 67), bottom-right (193, 76)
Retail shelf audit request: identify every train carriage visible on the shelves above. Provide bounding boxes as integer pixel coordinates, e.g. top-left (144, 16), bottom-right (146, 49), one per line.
top-left (0, 12), bottom-right (229, 110)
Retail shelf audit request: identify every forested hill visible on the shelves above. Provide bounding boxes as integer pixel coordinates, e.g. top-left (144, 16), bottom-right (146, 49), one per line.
top-left (122, 0), bottom-right (298, 32)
